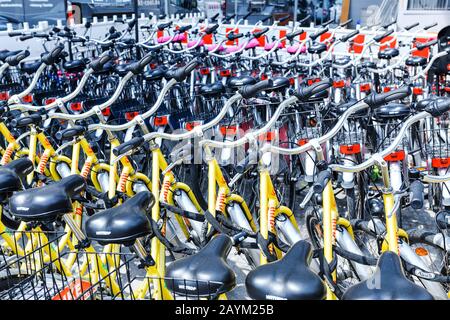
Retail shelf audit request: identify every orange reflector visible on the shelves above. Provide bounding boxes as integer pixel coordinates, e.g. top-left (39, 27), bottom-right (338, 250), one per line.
top-left (154, 116), bottom-right (168, 126)
top-left (22, 94), bottom-right (33, 103)
top-left (333, 80), bottom-right (345, 88)
top-left (413, 87), bottom-right (423, 95)
top-left (383, 87), bottom-right (391, 93)
top-left (432, 157), bottom-right (450, 168)
top-left (384, 150), bottom-right (405, 162)
top-left (298, 139), bottom-right (308, 146)
top-left (289, 78), bottom-right (295, 86)
top-left (219, 125), bottom-right (237, 136)
top-left (0, 92), bottom-right (9, 101)
top-left (70, 102), bottom-right (83, 112)
top-left (45, 98), bottom-right (56, 105)
top-left (260, 131), bottom-right (275, 141)
top-left (360, 83), bottom-right (371, 92)
top-left (185, 121), bottom-right (200, 131)
top-left (102, 107), bottom-right (111, 117)
top-left (219, 69), bottom-right (231, 77)
top-left (200, 68), bottom-right (210, 75)
top-left (340, 144), bottom-right (361, 155)
top-left (125, 111), bottom-right (138, 121)
top-left (307, 78), bottom-right (321, 86)
top-left (415, 247), bottom-right (429, 256)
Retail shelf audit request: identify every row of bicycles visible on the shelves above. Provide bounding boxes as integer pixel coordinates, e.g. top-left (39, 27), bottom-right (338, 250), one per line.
top-left (0, 12), bottom-right (449, 300)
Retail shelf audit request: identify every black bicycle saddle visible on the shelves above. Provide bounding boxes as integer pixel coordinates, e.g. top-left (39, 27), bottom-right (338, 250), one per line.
top-left (342, 251), bottom-right (434, 300)
top-left (10, 175), bottom-right (86, 222)
top-left (0, 158), bottom-right (33, 200)
top-left (84, 191), bottom-right (154, 246)
top-left (165, 234), bottom-right (236, 297)
top-left (245, 240), bottom-right (326, 300)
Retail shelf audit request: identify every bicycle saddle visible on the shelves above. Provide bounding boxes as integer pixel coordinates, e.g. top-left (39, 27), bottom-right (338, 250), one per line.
top-left (308, 42), bottom-right (327, 55)
top-left (63, 59), bottom-right (87, 73)
top-left (165, 234), bottom-right (236, 297)
top-left (200, 81), bottom-right (225, 97)
top-left (378, 48), bottom-right (400, 60)
top-left (9, 175), bottom-right (86, 222)
top-left (405, 56), bottom-right (427, 67)
top-left (332, 99), bottom-right (367, 116)
top-left (84, 191), bottom-right (154, 246)
top-left (265, 77), bottom-right (290, 93)
top-left (227, 75), bottom-right (256, 89)
top-left (0, 158), bottom-right (33, 200)
top-left (245, 240), bottom-right (326, 300)
top-left (373, 103), bottom-right (411, 120)
top-left (20, 61), bottom-right (42, 75)
top-left (115, 61), bottom-right (136, 76)
top-left (343, 251), bottom-right (434, 300)
top-left (334, 56), bottom-right (351, 66)
top-left (0, 50), bottom-right (21, 63)
top-left (144, 66), bottom-right (167, 82)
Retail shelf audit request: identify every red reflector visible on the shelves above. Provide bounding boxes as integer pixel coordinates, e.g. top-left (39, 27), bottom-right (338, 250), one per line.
top-left (413, 87), bottom-right (423, 95)
top-left (0, 92), bottom-right (9, 101)
top-left (384, 150), bottom-right (405, 162)
top-left (22, 94), bottom-right (33, 103)
top-left (200, 68), bottom-right (210, 75)
top-left (185, 121), bottom-right (200, 131)
top-left (445, 87), bottom-right (450, 92)
top-left (307, 78), bottom-right (321, 86)
top-left (154, 116), bottom-right (168, 126)
top-left (219, 69), bottom-right (231, 77)
top-left (298, 139), bottom-right (308, 146)
top-left (360, 83), bottom-right (371, 92)
top-left (102, 107), bottom-right (111, 116)
top-left (150, 63), bottom-right (157, 69)
top-left (70, 102), bottom-right (83, 112)
top-left (45, 98), bottom-right (56, 105)
top-left (333, 80), bottom-right (345, 88)
top-left (447, 64), bottom-right (450, 71)
top-left (340, 144), bottom-right (361, 155)
top-left (432, 158), bottom-right (450, 168)
top-left (289, 78), bottom-right (295, 85)
top-left (383, 87), bottom-right (391, 93)
top-left (125, 111), bottom-right (138, 121)
top-left (261, 74), bottom-right (268, 80)
top-left (260, 131), bottom-right (275, 141)
top-left (219, 125), bottom-right (237, 136)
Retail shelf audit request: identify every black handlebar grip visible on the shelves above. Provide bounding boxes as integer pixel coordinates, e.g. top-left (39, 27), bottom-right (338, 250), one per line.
top-left (10, 114), bottom-right (43, 128)
top-left (205, 23), bottom-right (219, 35)
top-left (6, 50), bottom-right (30, 66)
top-left (382, 20), bottom-right (396, 29)
top-left (321, 19), bottom-right (333, 27)
top-left (167, 59), bottom-right (200, 82)
top-left (424, 22), bottom-right (437, 30)
top-left (339, 19), bottom-right (353, 28)
top-left (210, 13), bottom-right (219, 21)
top-left (113, 137), bottom-right (145, 156)
top-left (239, 79), bottom-right (273, 99)
top-left (19, 35), bottom-right (33, 41)
top-left (424, 97), bottom-right (450, 117)
top-left (89, 53), bottom-right (113, 72)
top-left (404, 22), bottom-right (419, 31)
top-left (296, 78), bottom-right (332, 101)
top-left (416, 39), bottom-right (437, 51)
top-left (309, 27), bottom-right (329, 41)
top-left (286, 29), bottom-right (304, 41)
top-left (253, 27), bottom-right (269, 39)
top-left (227, 32), bottom-right (243, 41)
top-left (8, 31), bottom-right (22, 37)
top-left (41, 44), bottom-right (65, 65)
top-left (34, 33), bottom-right (49, 39)
top-left (178, 25), bottom-right (192, 33)
top-left (262, 16), bottom-right (271, 23)
top-left (243, 11), bottom-right (252, 20)
top-left (373, 29), bottom-right (394, 42)
top-left (364, 86), bottom-right (412, 108)
top-left (313, 170), bottom-right (332, 194)
top-left (55, 125), bottom-right (87, 141)
top-left (410, 180), bottom-right (424, 210)
top-left (299, 15), bottom-right (311, 25)
top-left (71, 37), bottom-right (86, 43)
top-left (128, 19), bottom-right (137, 30)
top-left (225, 14), bottom-right (236, 22)
top-left (108, 31), bottom-right (122, 40)
top-left (278, 15), bottom-right (290, 23)
top-left (159, 14), bottom-right (167, 19)
top-left (340, 30), bottom-right (359, 43)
